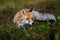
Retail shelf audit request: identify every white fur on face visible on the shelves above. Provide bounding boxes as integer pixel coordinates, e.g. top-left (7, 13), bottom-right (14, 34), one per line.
top-left (17, 19), bottom-right (33, 28)
top-left (23, 19), bottom-right (33, 25)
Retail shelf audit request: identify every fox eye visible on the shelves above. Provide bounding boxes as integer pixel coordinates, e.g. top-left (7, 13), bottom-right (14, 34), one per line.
top-left (21, 19), bottom-right (24, 21)
top-left (26, 18), bottom-right (29, 20)
top-left (31, 18), bottom-right (33, 20)
top-left (32, 18), bottom-right (33, 19)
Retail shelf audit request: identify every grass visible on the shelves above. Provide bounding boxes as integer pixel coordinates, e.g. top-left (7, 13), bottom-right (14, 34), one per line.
top-left (0, 0), bottom-right (60, 40)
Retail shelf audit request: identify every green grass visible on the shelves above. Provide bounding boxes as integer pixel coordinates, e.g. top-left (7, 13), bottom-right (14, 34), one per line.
top-left (0, 0), bottom-right (60, 40)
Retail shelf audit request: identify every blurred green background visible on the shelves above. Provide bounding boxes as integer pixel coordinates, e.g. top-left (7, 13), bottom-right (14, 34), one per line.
top-left (0, 0), bottom-right (60, 40)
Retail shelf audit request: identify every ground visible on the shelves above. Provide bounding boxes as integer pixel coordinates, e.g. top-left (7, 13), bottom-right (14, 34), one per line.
top-left (0, 0), bottom-right (60, 40)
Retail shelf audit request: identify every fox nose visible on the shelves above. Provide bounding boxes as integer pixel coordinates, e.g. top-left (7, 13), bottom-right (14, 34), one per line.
top-left (29, 22), bottom-right (34, 25)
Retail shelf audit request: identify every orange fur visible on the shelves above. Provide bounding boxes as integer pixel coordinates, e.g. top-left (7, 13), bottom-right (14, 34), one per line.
top-left (13, 9), bottom-right (33, 26)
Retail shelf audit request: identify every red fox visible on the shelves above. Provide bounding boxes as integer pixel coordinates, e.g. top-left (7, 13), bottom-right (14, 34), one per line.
top-left (13, 8), bottom-right (56, 28)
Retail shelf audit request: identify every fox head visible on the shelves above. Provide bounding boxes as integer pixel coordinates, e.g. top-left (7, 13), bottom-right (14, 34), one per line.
top-left (14, 8), bottom-right (34, 28)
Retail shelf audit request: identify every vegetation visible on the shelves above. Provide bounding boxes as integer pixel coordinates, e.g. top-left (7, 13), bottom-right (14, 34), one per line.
top-left (0, 0), bottom-right (60, 40)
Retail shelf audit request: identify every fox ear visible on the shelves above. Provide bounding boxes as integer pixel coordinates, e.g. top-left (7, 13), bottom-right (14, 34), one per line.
top-left (23, 10), bottom-right (26, 14)
top-left (29, 8), bottom-right (33, 12)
